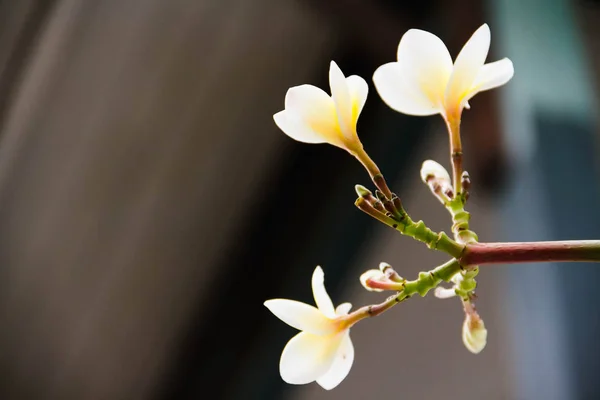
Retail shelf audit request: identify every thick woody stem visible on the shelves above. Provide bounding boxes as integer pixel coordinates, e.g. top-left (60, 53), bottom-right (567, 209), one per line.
top-left (460, 241), bottom-right (600, 266)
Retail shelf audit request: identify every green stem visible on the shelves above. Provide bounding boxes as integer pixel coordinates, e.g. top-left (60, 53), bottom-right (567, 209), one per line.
top-left (343, 259), bottom-right (461, 327)
top-left (355, 197), bottom-right (465, 258)
top-left (447, 197), bottom-right (478, 244)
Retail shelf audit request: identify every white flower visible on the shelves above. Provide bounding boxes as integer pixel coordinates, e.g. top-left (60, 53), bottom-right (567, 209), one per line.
top-left (373, 23), bottom-right (513, 120)
top-left (264, 266), bottom-right (354, 390)
top-left (273, 61), bottom-right (368, 153)
top-left (462, 314), bottom-right (488, 354)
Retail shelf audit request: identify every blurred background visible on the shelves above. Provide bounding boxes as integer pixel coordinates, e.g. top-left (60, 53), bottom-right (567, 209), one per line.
top-left (0, 0), bottom-right (598, 399)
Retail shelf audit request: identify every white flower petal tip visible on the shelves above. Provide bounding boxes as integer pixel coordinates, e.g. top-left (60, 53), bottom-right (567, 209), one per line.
top-left (374, 23), bottom-right (513, 119)
top-left (420, 160), bottom-right (451, 184)
top-left (273, 61), bottom-right (368, 153)
top-left (359, 269), bottom-right (385, 292)
top-left (335, 302), bottom-right (352, 316)
top-left (312, 266), bottom-right (336, 318)
top-left (266, 266), bottom-right (354, 389)
top-left (462, 316), bottom-right (488, 354)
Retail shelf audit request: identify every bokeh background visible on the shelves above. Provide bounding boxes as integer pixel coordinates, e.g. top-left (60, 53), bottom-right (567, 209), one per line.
top-left (0, 0), bottom-right (598, 399)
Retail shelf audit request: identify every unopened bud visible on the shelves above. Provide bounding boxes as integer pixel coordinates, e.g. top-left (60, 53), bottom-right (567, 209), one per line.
top-left (462, 315), bottom-right (487, 354)
top-left (355, 184), bottom-right (372, 198)
top-left (379, 262), bottom-right (404, 282)
top-left (359, 269), bottom-right (385, 292)
top-left (379, 262), bottom-right (392, 273)
top-left (461, 171), bottom-right (471, 191)
top-left (434, 286), bottom-right (457, 299)
top-left (420, 160), bottom-right (451, 185)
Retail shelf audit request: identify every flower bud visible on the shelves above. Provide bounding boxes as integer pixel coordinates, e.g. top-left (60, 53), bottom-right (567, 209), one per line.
top-left (434, 286), bottom-right (457, 299)
top-left (379, 262), bottom-right (392, 273)
top-left (359, 269), bottom-right (385, 292)
top-left (462, 315), bottom-right (487, 354)
top-left (420, 160), bottom-right (451, 185)
top-left (379, 262), bottom-right (404, 283)
top-left (355, 184), bottom-right (372, 198)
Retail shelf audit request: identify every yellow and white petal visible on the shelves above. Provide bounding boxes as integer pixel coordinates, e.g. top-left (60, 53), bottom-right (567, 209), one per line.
top-left (275, 84), bottom-right (342, 146)
top-left (329, 61), bottom-right (353, 138)
top-left (312, 266), bottom-right (336, 319)
top-left (345, 75), bottom-right (368, 130)
top-left (274, 111), bottom-right (328, 144)
top-left (373, 62), bottom-right (443, 116)
top-left (280, 331), bottom-right (342, 385)
top-left (445, 24), bottom-right (491, 113)
top-left (470, 58), bottom-right (514, 95)
top-left (396, 29), bottom-right (453, 109)
top-left (264, 299), bottom-right (336, 335)
top-left (335, 302), bottom-right (352, 316)
top-left (316, 331), bottom-right (354, 390)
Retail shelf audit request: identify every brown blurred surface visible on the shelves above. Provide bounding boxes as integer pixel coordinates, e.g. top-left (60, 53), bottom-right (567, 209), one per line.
top-left (0, 0), bottom-right (332, 398)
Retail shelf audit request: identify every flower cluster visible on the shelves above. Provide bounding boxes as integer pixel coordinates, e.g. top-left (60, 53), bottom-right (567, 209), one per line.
top-left (266, 23), bottom-right (512, 390)
top-left (273, 23), bottom-right (512, 155)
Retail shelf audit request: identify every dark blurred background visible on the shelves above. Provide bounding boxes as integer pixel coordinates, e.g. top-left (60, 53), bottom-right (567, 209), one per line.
top-left (0, 0), bottom-right (598, 399)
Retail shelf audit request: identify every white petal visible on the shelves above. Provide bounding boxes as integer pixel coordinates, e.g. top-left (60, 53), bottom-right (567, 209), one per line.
top-left (345, 75), bottom-right (368, 128)
top-left (273, 111), bottom-right (327, 144)
top-left (335, 302), bottom-right (352, 316)
top-left (329, 61), bottom-right (354, 139)
top-left (280, 331), bottom-right (343, 385)
top-left (396, 29), bottom-right (453, 109)
top-left (312, 266), bottom-right (336, 318)
top-left (279, 84), bottom-right (343, 146)
top-left (445, 24), bottom-right (491, 112)
top-left (471, 58), bottom-right (514, 94)
top-left (373, 62), bottom-right (442, 116)
top-left (317, 331), bottom-right (354, 390)
top-left (264, 299), bottom-right (335, 335)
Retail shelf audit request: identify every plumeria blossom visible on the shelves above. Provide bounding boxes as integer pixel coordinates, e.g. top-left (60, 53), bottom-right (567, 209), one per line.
top-left (273, 61), bottom-right (368, 154)
top-left (373, 23), bottom-right (513, 120)
top-left (264, 266), bottom-right (354, 390)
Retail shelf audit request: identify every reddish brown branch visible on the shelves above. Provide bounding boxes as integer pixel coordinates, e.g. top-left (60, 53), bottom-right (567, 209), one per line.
top-left (461, 241), bottom-right (600, 266)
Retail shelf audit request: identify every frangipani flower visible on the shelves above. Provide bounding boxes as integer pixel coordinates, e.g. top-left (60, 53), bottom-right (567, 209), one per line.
top-left (264, 266), bottom-right (354, 390)
top-left (373, 23), bottom-right (513, 120)
top-left (273, 61), bottom-right (368, 154)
